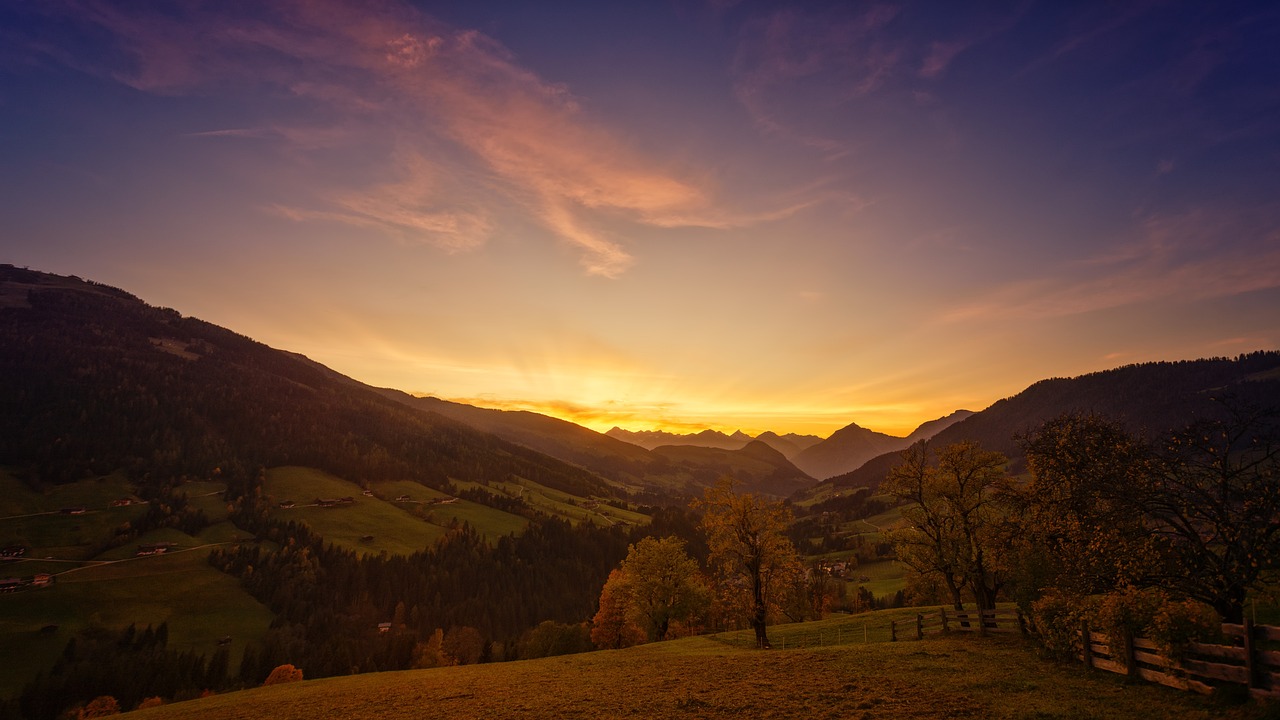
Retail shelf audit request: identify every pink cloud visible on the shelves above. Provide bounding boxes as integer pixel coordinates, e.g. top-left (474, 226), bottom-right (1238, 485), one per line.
top-left (41, 0), bottom-right (757, 276)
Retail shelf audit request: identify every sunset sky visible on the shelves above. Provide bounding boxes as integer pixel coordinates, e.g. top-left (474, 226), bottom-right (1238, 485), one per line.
top-left (2, 1), bottom-right (1278, 437)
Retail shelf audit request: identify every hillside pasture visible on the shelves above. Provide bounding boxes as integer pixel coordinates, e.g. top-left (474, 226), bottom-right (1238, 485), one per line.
top-left (126, 629), bottom-right (1268, 720)
top-left (0, 543), bottom-right (271, 697)
top-left (0, 472), bottom-right (148, 560)
top-left (369, 478), bottom-right (530, 542)
top-left (462, 476), bottom-right (649, 528)
top-left (264, 467), bottom-right (448, 555)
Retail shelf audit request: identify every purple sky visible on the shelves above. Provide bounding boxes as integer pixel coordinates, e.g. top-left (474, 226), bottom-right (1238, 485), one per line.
top-left (2, 1), bottom-right (1278, 436)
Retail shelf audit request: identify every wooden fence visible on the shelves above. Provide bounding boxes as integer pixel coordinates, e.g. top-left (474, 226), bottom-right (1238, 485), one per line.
top-left (890, 607), bottom-right (1025, 641)
top-left (1079, 619), bottom-right (1280, 701)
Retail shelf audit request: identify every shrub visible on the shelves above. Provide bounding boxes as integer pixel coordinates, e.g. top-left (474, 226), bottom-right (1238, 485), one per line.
top-left (1147, 597), bottom-right (1220, 665)
top-left (1029, 589), bottom-right (1089, 660)
top-left (262, 664), bottom-right (304, 686)
top-left (77, 696), bottom-right (119, 718)
top-left (135, 697), bottom-right (165, 710)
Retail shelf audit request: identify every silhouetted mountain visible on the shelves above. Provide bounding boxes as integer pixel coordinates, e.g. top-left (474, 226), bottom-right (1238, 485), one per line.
top-left (605, 427), bottom-right (823, 459)
top-left (826, 355), bottom-right (1280, 490)
top-left (607, 427), bottom-right (745, 451)
top-left (754, 431), bottom-right (824, 459)
top-left (788, 410), bottom-right (971, 481)
top-left (904, 409), bottom-right (975, 443)
top-left (0, 265), bottom-right (612, 500)
top-left (378, 393), bottom-right (657, 483)
top-left (650, 440), bottom-right (815, 497)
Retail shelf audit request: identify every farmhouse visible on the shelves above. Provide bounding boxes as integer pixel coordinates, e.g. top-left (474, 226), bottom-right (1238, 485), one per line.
top-left (31, 573), bottom-right (53, 587)
top-left (136, 542), bottom-right (176, 556)
top-left (0, 577), bottom-right (26, 593)
top-left (377, 622), bottom-right (392, 633)
top-left (60, 506), bottom-right (86, 515)
top-left (0, 545), bottom-right (25, 559)
top-left (278, 500), bottom-right (296, 509)
top-left (109, 498), bottom-right (134, 507)
top-left (362, 489), bottom-right (373, 497)
top-left (316, 498), bottom-right (338, 508)
top-left (395, 495), bottom-right (411, 502)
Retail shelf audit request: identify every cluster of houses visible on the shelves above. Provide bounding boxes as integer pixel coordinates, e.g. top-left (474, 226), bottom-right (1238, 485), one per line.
top-left (814, 560), bottom-right (872, 582)
top-left (278, 497), bottom-right (359, 509)
top-left (135, 542), bottom-right (176, 557)
top-left (0, 573), bottom-right (54, 593)
top-left (1, 545), bottom-right (26, 560)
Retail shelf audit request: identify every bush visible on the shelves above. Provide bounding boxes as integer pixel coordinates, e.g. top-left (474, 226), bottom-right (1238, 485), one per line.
top-left (1029, 589), bottom-right (1089, 660)
top-left (77, 696), bottom-right (119, 718)
top-left (262, 664), bottom-right (304, 686)
top-left (1147, 597), bottom-right (1220, 665)
top-left (135, 697), bottom-right (164, 710)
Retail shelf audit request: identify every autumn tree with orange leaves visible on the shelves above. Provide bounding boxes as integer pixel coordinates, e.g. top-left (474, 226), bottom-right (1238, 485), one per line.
top-left (695, 478), bottom-right (801, 649)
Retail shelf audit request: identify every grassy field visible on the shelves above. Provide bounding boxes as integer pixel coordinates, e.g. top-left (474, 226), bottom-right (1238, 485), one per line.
top-left (264, 467), bottom-right (449, 555)
top-left (126, 618), bottom-right (1274, 720)
top-left (0, 543), bottom-right (272, 697)
top-left (454, 476), bottom-right (649, 529)
top-left (367, 478), bottom-right (530, 542)
top-left (0, 472), bottom-right (149, 560)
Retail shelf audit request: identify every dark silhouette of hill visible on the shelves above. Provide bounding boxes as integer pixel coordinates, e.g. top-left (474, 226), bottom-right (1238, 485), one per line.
top-left (790, 410), bottom-right (974, 480)
top-left (650, 440), bottom-right (815, 497)
top-left (378, 393), bottom-right (658, 483)
top-left (0, 265), bottom-right (611, 499)
top-left (381, 395), bottom-right (819, 496)
top-left (824, 354), bottom-right (1280, 491)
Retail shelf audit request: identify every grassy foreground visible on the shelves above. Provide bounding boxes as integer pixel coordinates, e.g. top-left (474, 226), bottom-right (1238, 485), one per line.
top-left (127, 630), bottom-right (1273, 719)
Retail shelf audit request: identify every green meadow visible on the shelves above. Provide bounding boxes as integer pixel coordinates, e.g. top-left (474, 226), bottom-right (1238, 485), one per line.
top-left (0, 542), bottom-right (272, 697)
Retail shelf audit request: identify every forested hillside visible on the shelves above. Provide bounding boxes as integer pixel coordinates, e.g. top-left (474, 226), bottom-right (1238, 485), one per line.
top-left (825, 353), bottom-right (1280, 489)
top-left (0, 266), bottom-right (610, 500)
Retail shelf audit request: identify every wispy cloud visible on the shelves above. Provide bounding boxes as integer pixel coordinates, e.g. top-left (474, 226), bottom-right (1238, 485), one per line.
top-left (731, 5), bottom-right (900, 154)
top-left (36, 0), bottom-right (757, 276)
top-left (942, 207), bottom-right (1280, 322)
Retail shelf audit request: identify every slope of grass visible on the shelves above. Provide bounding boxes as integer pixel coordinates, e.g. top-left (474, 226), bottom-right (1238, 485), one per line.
top-left (264, 468), bottom-right (448, 555)
top-left (370, 479), bottom-right (530, 542)
top-left (0, 472), bottom-right (148, 560)
top-left (0, 544), bottom-right (272, 697)
top-left (127, 625), bottom-right (1270, 720)
top-left (457, 476), bottom-right (649, 528)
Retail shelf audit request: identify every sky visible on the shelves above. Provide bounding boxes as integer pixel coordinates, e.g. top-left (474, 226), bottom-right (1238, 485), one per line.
top-left (2, 1), bottom-right (1278, 438)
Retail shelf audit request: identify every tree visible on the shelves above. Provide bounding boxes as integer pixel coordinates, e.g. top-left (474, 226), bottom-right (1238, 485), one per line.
top-left (442, 626), bottom-right (485, 665)
top-left (262, 664), bottom-right (303, 686)
top-left (77, 696), bottom-right (120, 718)
top-left (1018, 404), bottom-right (1280, 624)
top-left (615, 536), bottom-right (709, 642)
top-left (695, 478), bottom-right (801, 648)
top-left (882, 441), bottom-right (1013, 611)
top-left (590, 569), bottom-right (646, 650)
top-left (1144, 402), bottom-right (1280, 623)
top-left (1017, 413), bottom-right (1158, 602)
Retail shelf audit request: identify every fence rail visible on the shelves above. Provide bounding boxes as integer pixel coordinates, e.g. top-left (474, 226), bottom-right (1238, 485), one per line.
top-left (890, 607), bottom-right (1026, 641)
top-left (1077, 619), bottom-right (1280, 701)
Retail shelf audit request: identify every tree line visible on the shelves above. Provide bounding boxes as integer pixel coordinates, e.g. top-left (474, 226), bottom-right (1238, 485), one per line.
top-left (881, 397), bottom-right (1279, 644)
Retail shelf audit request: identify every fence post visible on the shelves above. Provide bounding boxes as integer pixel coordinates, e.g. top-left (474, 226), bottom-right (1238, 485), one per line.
top-left (941, 608), bottom-right (949, 632)
top-left (1080, 621), bottom-right (1093, 670)
top-left (916, 614), bottom-right (924, 640)
top-left (891, 620), bottom-right (897, 642)
top-left (1016, 610), bottom-right (1027, 637)
top-left (1243, 618), bottom-right (1259, 691)
top-left (979, 609), bottom-right (988, 637)
top-left (1120, 629), bottom-right (1137, 679)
